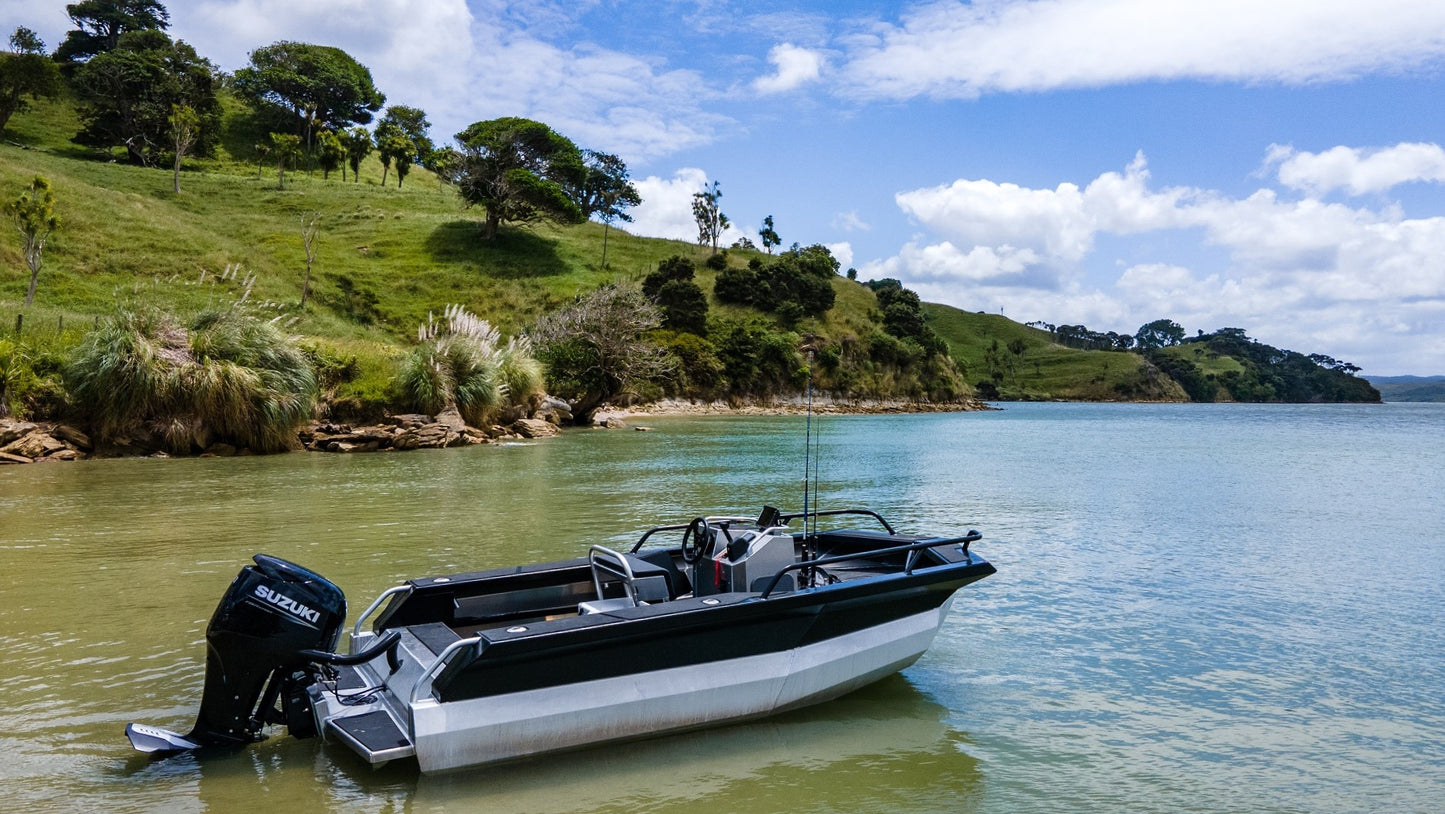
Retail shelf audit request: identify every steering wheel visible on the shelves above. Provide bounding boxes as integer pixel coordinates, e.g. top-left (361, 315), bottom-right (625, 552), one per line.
top-left (680, 517), bottom-right (713, 564)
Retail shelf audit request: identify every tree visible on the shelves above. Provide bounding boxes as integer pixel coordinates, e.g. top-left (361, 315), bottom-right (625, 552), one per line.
top-left (379, 105), bottom-right (432, 160)
top-left (427, 146), bottom-right (461, 190)
top-left (1135, 318), bottom-right (1186, 349)
top-left (55, 0), bottom-right (170, 67)
top-left (575, 150), bottom-right (640, 268)
top-left (299, 212), bottom-right (319, 307)
top-left (341, 126), bottom-right (371, 182)
top-left (0, 28), bottom-right (63, 134)
top-left (71, 30), bottom-right (219, 165)
top-left (375, 122), bottom-right (397, 186)
top-left (234, 41), bottom-right (385, 149)
top-left (167, 103), bottom-right (197, 193)
top-left (268, 132), bottom-right (300, 188)
top-left (758, 214), bottom-right (780, 254)
top-left (643, 256), bottom-right (708, 335)
top-left (374, 121), bottom-right (416, 188)
top-left (454, 117), bottom-right (585, 240)
top-left (316, 129), bottom-right (344, 180)
top-left (691, 179), bottom-right (729, 254)
top-left (6, 176), bottom-right (60, 308)
top-left (531, 284), bottom-right (673, 423)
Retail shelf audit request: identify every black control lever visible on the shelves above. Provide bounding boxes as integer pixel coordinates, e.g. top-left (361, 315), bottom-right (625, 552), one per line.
top-left (300, 630), bottom-right (401, 667)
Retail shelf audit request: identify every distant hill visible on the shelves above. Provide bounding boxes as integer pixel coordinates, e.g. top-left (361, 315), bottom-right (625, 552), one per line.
top-left (923, 303), bottom-right (1380, 403)
top-left (1366, 376), bottom-right (1445, 402)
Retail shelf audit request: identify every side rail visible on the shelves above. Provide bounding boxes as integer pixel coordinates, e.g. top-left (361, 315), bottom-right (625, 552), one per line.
top-left (352, 584), bottom-right (414, 638)
top-left (758, 530), bottom-right (982, 599)
top-left (778, 508), bottom-right (896, 535)
top-left (410, 636), bottom-right (484, 707)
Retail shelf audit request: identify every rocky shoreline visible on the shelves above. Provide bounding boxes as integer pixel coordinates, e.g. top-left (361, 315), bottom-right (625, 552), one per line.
top-left (0, 395), bottom-right (984, 465)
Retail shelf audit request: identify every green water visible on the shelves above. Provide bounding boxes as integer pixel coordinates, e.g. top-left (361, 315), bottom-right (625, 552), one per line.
top-left (2, 405), bottom-right (1442, 812)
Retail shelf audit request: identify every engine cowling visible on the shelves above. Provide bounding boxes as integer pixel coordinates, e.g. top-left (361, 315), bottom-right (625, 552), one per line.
top-left (186, 554), bottom-right (346, 746)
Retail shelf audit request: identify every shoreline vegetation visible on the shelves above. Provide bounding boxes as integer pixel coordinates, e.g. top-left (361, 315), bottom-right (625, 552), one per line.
top-left (0, 395), bottom-right (988, 464)
top-left (1, 19), bottom-right (1380, 465)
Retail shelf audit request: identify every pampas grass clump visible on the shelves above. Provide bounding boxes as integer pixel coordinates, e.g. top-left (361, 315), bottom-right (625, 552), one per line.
top-left (398, 305), bottom-right (542, 425)
top-left (66, 307), bottom-right (317, 453)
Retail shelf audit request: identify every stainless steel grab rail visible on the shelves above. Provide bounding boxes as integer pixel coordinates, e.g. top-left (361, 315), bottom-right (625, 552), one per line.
top-left (410, 636), bottom-right (484, 707)
top-left (351, 584), bottom-right (412, 639)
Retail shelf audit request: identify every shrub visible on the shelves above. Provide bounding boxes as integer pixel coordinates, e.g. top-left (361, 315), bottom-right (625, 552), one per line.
top-left (65, 306), bottom-right (318, 453)
top-left (397, 305), bottom-right (541, 424)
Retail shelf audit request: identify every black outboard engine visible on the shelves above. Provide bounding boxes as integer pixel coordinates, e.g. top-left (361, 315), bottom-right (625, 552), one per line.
top-left (126, 555), bottom-right (347, 754)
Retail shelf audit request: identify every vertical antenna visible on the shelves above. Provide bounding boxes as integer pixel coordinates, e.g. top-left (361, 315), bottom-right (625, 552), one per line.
top-left (802, 350), bottom-right (814, 538)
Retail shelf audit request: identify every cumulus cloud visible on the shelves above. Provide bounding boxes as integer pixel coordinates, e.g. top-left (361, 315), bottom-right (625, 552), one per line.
top-left (753, 43), bottom-right (826, 94)
top-left (841, 0), bottom-right (1445, 100)
top-left (895, 153), bottom-right (1193, 262)
top-left (1267, 143), bottom-right (1445, 196)
top-left (866, 147), bottom-right (1445, 373)
top-left (629, 168), bottom-right (747, 247)
top-left (170, 0), bottom-right (725, 161)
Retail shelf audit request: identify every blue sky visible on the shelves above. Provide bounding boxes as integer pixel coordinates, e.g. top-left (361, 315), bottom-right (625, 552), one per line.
top-left (11, 0), bottom-right (1445, 374)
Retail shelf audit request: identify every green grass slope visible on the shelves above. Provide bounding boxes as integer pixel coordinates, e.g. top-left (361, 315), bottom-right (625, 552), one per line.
top-left (922, 303), bottom-right (1187, 401)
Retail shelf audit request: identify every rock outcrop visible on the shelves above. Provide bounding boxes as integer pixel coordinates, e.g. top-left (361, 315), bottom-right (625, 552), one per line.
top-left (1, 394), bottom-right (581, 463)
top-left (0, 419), bottom-right (94, 464)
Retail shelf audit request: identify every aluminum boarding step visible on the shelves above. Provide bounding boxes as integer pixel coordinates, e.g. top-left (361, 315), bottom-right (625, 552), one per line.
top-left (326, 709), bottom-right (415, 763)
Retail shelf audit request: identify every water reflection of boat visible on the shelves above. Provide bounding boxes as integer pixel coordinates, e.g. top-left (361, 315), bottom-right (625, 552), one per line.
top-left (126, 506), bottom-right (994, 774)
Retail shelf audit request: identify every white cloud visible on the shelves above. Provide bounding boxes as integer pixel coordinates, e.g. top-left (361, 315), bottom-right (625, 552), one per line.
top-left (895, 152), bottom-right (1192, 263)
top-left (841, 0), bottom-right (1445, 100)
top-left (831, 210), bottom-right (871, 232)
top-left (629, 168), bottom-right (748, 247)
top-left (868, 148), bottom-right (1445, 374)
top-left (631, 168), bottom-right (711, 243)
top-left (1268, 143), bottom-right (1445, 196)
top-left (753, 43), bottom-right (825, 94)
top-left (825, 242), bottom-right (854, 269)
top-left (172, 0), bottom-right (726, 161)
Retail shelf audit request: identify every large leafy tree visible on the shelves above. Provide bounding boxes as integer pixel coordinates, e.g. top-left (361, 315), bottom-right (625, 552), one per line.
top-left (0, 28), bottom-right (63, 134)
top-left (72, 29), bottom-right (220, 166)
top-left (234, 41), bottom-right (385, 148)
top-left (55, 0), bottom-right (169, 67)
top-left (454, 117), bottom-right (585, 240)
top-left (1135, 318), bottom-right (1186, 349)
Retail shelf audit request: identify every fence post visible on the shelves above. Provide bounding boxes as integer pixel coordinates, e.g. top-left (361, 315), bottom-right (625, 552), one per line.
top-left (13, 313), bottom-right (20, 336)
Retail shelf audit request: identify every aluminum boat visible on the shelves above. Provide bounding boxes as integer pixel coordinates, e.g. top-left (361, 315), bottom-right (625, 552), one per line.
top-left (126, 506), bottom-right (995, 773)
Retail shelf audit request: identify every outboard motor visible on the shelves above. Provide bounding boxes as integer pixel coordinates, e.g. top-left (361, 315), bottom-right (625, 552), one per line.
top-left (126, 554), bottom-right (347, 754)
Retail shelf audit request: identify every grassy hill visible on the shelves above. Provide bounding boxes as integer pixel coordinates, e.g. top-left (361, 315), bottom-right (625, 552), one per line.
top-left (3, 94), bottom-right (1380, 421)
top-left (3, 95), bottom-right (975, 420)
top-left (922, 304), bottom-right (1187, 401)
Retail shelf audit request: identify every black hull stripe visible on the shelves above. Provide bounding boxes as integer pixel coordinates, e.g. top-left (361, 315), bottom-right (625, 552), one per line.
top-left (434, 562), bottom-right (993, 702)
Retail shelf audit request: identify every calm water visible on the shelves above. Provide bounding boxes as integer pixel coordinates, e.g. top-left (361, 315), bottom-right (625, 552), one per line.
top-left (1, 403), bottom-right (1442, 813)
